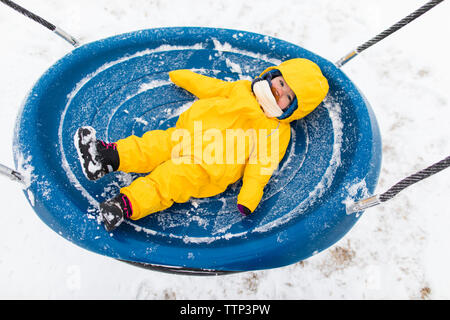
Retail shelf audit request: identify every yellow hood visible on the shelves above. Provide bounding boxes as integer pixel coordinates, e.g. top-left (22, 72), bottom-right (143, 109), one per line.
top-left (259, 58), bottom-right (329, 123)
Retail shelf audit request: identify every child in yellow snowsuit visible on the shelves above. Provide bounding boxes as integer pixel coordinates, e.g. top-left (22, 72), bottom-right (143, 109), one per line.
top-left (75, 58), bottom-right (329, 231)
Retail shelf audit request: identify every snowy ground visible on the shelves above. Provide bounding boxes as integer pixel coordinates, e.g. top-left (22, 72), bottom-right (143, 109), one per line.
top-left (1, 0), bottom-right (449, 299)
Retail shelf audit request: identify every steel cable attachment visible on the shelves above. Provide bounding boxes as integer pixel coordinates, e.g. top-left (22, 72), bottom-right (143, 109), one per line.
top-left (346, 155), bottom-right (450, 214)
top-left (335, 0), bottom-right (445, 68)
top-left (0, 0), bottom-right (79, 47)
top-left (0, 163), bottom-right (25, 185)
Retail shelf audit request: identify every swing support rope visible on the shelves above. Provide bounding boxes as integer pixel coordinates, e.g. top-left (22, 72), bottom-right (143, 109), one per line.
top-left (335, 0), bottom-right (445, 67)
top-left (0, 0), bottom-right (79, 183)
top-left (342, 0), bottom-right (449, 214)
top-left (346, 156), bottom-right (450, 214)
top-left (0, 0), bottom-right (79, 47)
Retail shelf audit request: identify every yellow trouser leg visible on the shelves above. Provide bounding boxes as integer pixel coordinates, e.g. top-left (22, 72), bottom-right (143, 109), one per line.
top-left (120, 160), bottom-right (209, 220)
top-left (115, 127), bottom-right (176, 173)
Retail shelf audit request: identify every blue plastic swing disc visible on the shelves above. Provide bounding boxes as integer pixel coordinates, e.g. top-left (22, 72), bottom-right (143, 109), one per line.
top-left (14, 27), bottom-right (381, 272)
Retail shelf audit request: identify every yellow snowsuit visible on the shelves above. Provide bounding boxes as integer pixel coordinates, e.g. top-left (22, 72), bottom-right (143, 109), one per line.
top-left (116, 58), bottom-right (329, 220)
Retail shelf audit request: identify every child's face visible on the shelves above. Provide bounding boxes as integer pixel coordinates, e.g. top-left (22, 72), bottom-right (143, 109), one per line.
top-left (270, 76), bottom-right (295, 110)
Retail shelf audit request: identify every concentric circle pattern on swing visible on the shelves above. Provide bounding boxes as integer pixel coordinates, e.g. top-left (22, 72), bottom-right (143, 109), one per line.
top-left (13, 27), bottom-right (381, 272)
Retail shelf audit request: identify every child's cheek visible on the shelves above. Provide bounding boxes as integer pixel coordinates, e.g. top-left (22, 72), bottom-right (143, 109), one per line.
top-left (278, 98), bottom-right (289, 110)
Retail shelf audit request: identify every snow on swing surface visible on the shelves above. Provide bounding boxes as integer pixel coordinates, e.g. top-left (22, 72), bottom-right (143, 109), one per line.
top-left (13, 27), bottom-right (381, 272)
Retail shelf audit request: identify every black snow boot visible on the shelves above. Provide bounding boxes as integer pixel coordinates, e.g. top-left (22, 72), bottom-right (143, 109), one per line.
top-left (99, 193), bottom-right (133, 231)
top-left (74, 126), bottom-right (120, 181)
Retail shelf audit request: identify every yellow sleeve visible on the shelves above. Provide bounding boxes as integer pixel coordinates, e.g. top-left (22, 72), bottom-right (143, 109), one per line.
top-left (237, 124), bottom-right (291, 213)
top-left (169, 69), bottom-right (234, 99)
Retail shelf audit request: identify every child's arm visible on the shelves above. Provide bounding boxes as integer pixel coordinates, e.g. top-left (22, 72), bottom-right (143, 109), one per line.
top-left (237, 125), bottom-right (291, 214)
top-left (169, 70), bottom-right (234, 99)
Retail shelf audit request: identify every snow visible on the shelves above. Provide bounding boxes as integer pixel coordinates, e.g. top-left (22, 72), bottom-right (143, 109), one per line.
top-left (1, 0), bottom-right (450, 299)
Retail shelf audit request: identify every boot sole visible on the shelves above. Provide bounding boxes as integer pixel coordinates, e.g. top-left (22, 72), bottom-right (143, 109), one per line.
top-left (99, 201), bottom-right (124, 232)
top-left (73, 126), bottom-right (102, 181)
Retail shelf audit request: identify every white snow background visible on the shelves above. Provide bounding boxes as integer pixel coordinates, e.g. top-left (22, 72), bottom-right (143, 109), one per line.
top-left (0, 0), bottom-right (449, 299)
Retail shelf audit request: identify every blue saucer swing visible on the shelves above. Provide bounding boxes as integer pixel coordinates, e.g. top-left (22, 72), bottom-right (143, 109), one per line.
top-left (3, 0), bottom-right (445, 275)
top-left (12, 26), bottom-right (381, 273)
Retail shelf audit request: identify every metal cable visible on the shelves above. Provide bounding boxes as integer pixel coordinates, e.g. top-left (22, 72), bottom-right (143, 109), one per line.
top-left (356, 0), bottom-right (445, 53)
top-left (336, 0), bottom-right (445, 67)
top-left (379, 155), bottom-right (450, 202)
top-left (0, 0), bottom-right (79, 47)
top-left (0, 0), bottom-right (55, 31)
top-left (346, 155), bottom-right (450, 214)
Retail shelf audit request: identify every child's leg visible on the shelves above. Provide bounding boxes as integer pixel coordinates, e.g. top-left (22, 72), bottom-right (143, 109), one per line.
top-left (115, 127), bottom-right (177, 173)
top-left (120, 159), bottom-right (209, 220)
